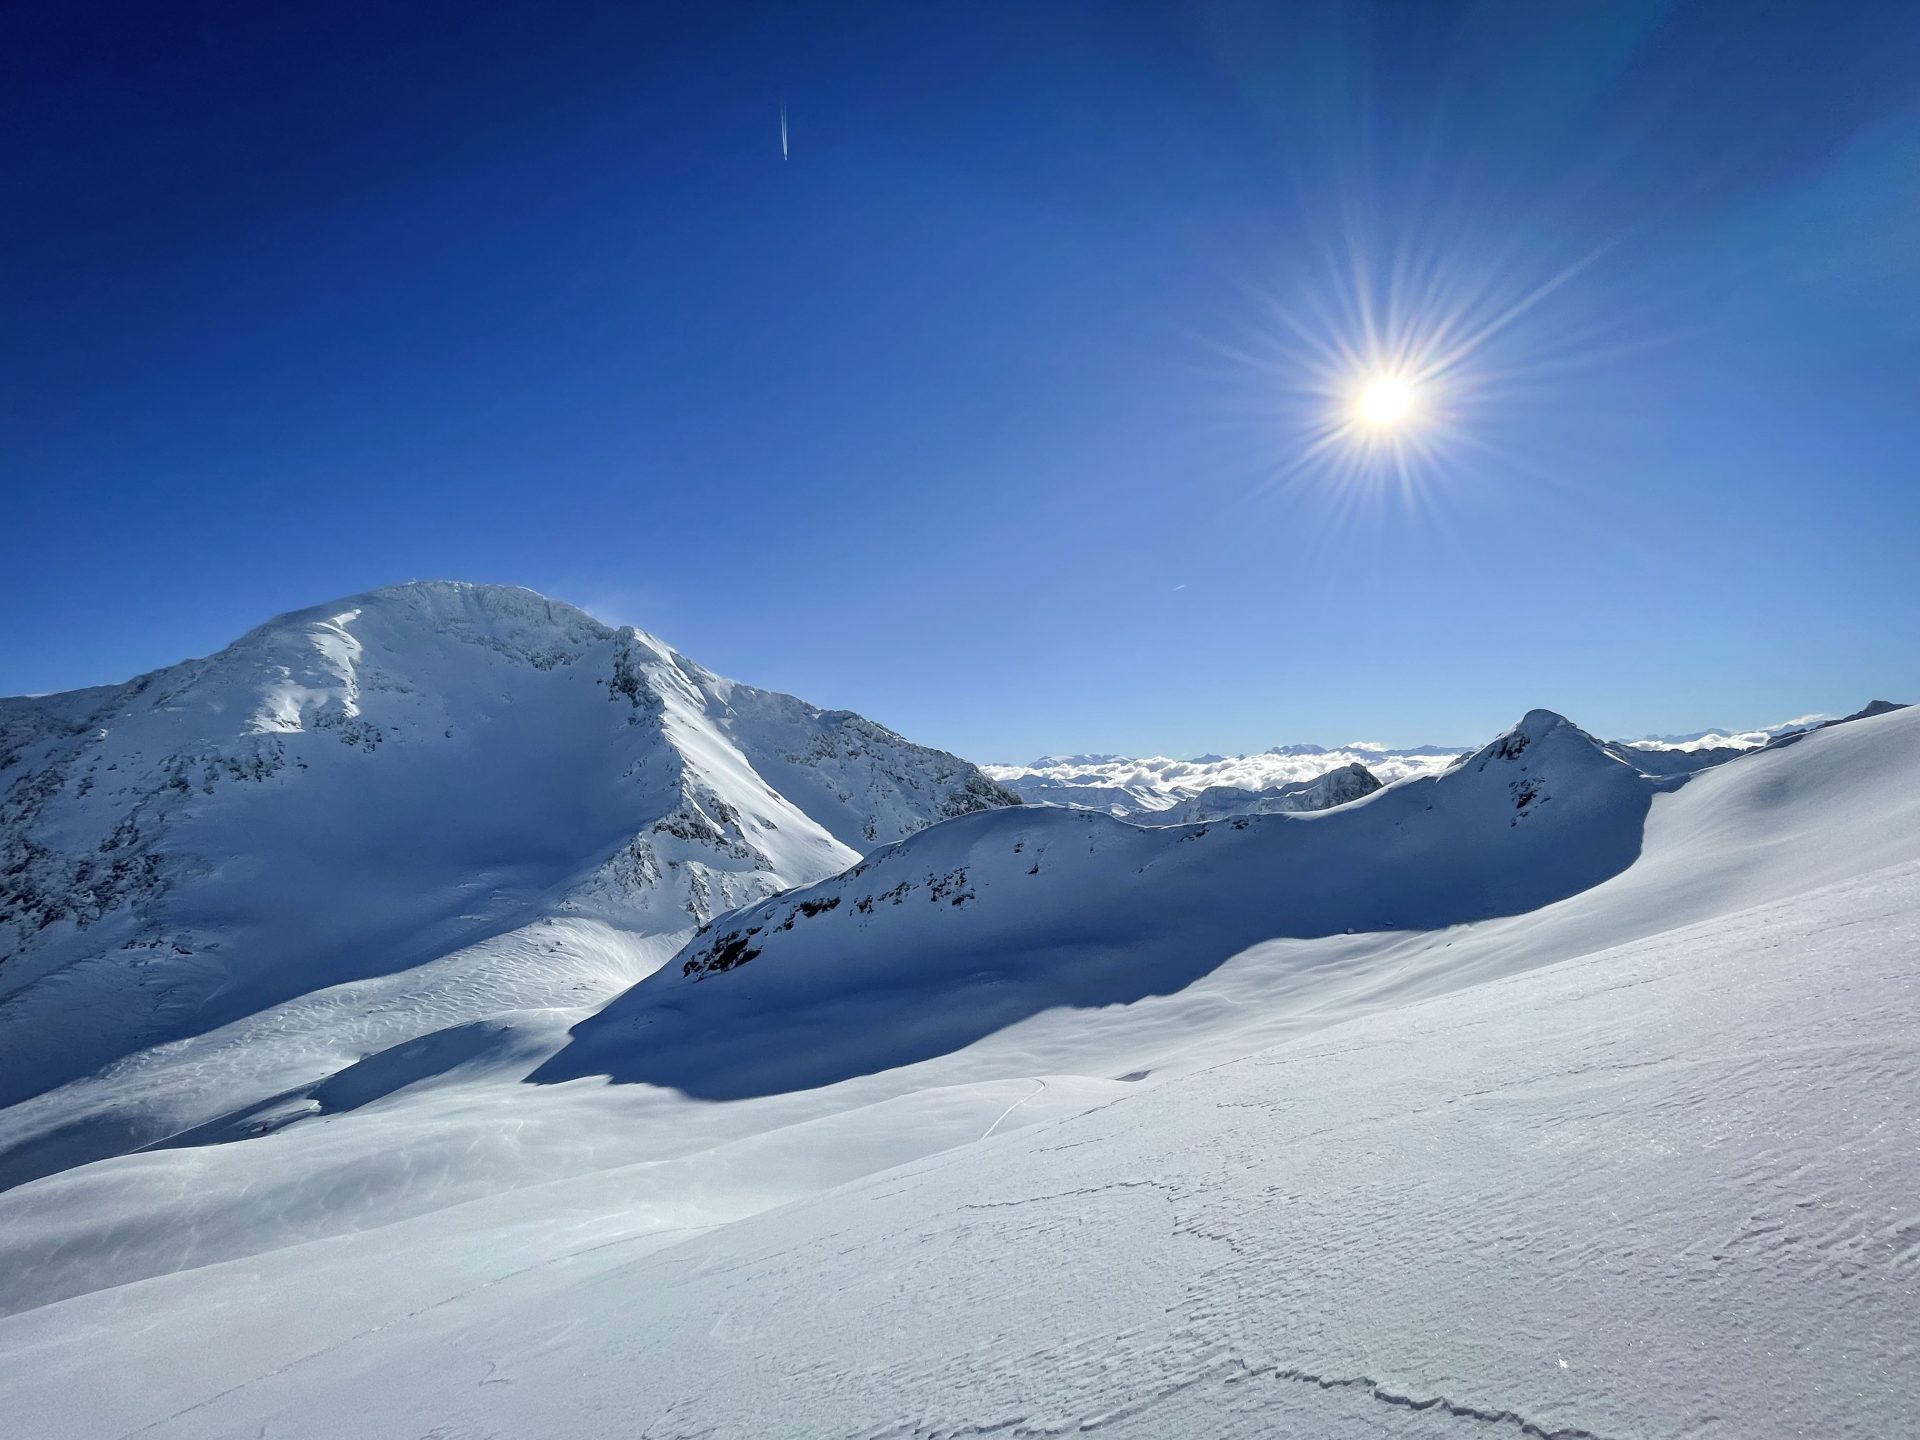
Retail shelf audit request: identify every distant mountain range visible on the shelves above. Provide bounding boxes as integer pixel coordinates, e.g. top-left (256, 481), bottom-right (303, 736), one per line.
top-left (983, 713), bottom-right (1833, 818)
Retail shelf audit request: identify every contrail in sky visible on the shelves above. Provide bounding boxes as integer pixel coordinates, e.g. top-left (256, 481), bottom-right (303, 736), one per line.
top-left (780, 102), bottom-right (789, 160)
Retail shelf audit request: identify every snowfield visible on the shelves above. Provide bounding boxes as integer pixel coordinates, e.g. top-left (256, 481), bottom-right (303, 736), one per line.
top-left (0, 585), bottom-right (1914, 1439)
top-left (30, 858), bottom-right (1901, 1440)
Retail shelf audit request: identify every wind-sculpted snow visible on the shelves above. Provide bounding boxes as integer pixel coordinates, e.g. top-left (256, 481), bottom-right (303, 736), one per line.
top-left (0, 582), bottom-right (1013, 1183)
top-left (542, 711), bottom-right (1665, 1096)
top-left (5, 835), bottom-right (1916, 1437)
top-left (521, 866), bottom-right (1920, 1440)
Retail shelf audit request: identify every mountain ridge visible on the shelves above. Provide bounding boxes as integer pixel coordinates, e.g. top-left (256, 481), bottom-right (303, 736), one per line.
top-left (542, 707), bottom-right (1671, 1097)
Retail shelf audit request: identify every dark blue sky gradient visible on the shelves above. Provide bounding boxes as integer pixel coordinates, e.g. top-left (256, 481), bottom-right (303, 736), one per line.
top-left (4, 2), bottom-right (1916, 757)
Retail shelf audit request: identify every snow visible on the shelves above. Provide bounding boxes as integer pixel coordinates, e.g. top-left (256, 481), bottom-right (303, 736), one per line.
top-left (545, 709), bottom-right (1671, 1099)
top-left (0, 582), bottom-right (1016, 1189)
top-left (0, 707), bottom-right (1913, 1437)
top-left (989, 710), bottom-right (1850, 818)
top-left (1141, 760), bottom-right (1382, 824)
top-left (0, 584), bottom-right (1915, 1438)
top-left (1626, 713), bottom-right (1831, 750)
top-left (985, 743), bottom-right (1464, 815)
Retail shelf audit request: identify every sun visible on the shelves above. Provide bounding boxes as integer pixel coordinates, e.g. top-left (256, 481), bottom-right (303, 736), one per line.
top-left (1354, 374), bottom-right (1416, 427)
top-left (1224, 222), bottom-right (1612, 507)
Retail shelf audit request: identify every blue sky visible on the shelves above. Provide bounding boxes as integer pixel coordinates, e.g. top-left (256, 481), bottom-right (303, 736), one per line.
top-left (5, 2), bottom-right (1916, 760)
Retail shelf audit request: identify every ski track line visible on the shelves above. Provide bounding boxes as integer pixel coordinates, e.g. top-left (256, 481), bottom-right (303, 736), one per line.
top-left (978, 1079), bottom-right (1047, 1143)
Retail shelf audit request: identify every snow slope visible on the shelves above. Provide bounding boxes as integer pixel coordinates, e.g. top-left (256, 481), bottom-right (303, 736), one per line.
top-left (0, 706), bottom-right (1915, 1438)
top-left (0, 582), bottom-right (1015, 1184)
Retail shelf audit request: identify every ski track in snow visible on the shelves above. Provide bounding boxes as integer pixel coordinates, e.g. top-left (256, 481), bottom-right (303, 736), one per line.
top-left (977, 1079), bottom-right (1047, 1142)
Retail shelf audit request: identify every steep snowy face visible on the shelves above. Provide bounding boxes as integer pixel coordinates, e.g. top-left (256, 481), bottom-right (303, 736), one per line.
top-left (660, 670), bottom-right (1019, 852)
top-left (545, 709), bottom-right (1661, 1097)
top-left (0, 582), bottom-right (1013, 1111)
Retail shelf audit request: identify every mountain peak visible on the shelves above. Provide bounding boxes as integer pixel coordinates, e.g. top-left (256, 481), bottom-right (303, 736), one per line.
top-left (248, 579), bottom-right (633, 649)
top-left (1834, 699), bottom-right (1907, 725)
top-left (1461, 709), bottom-right (1599, 770)
top-left (0, 583), bottom-right (1018, 1125)
top-left (1517, 707), bottom-right (1574, 736)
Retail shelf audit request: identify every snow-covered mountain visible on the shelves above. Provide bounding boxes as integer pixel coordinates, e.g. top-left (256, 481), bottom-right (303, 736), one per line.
top-left (2, 701), bottom-right (1915, 1439)
top-left (0, 592), bottom-right (1913, 1440)
top-left (0, 582), bottom-right (1015, 1170)
top-left (545, 710), bottom-right (1670, 1096)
